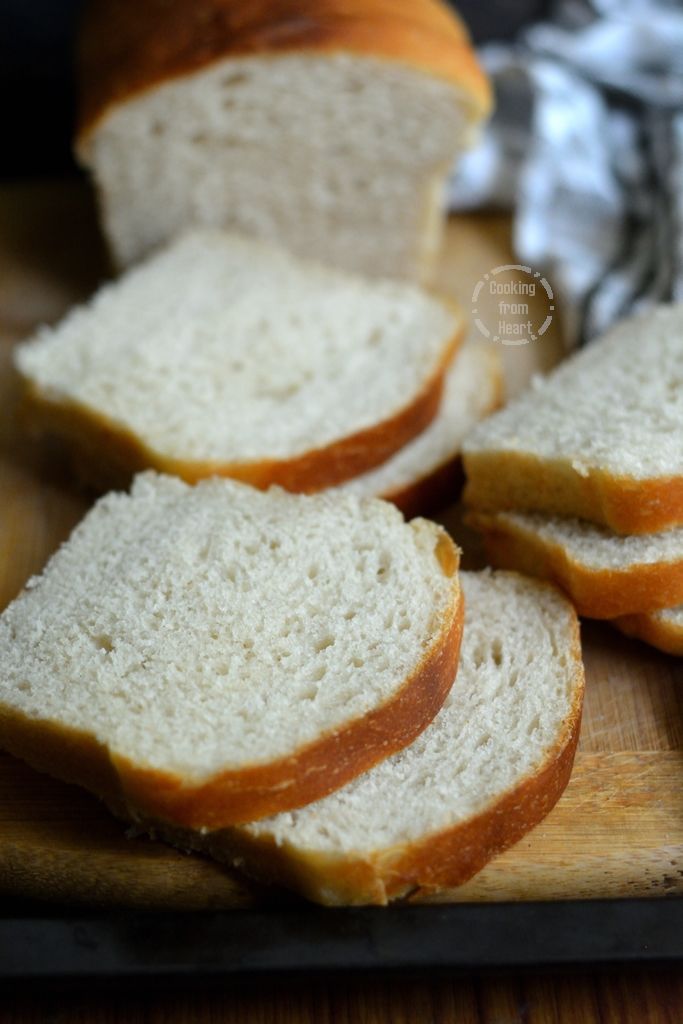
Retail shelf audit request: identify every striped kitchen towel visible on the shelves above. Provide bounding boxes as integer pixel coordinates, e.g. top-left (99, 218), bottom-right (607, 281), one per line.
top-left (449, 0), bottom-right (683, 346)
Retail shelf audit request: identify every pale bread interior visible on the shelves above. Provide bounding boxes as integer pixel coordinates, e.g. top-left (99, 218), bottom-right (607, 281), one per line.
top-left (464, 304), bottom-right (683, 480)
top-left (80, 53), bottom-right (478, 277)
top-left (640, 605), bottom-right (683, 630)
top-left (651, 602), bottom-right (683, 626)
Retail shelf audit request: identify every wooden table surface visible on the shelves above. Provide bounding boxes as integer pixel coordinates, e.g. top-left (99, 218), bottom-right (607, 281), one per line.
top-left (1, 181), bottom-right (682, 1022)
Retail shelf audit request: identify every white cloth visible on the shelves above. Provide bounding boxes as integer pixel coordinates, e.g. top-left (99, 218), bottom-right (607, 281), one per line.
top-left (448, 0), bottom-right (683, 346)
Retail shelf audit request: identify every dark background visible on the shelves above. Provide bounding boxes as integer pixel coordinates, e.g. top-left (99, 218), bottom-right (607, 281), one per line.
top-left (0, 0), bottom-right (549, 179)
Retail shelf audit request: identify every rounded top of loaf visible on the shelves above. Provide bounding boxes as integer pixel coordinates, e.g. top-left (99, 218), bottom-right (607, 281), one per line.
top-left (76, 0), bottom-right (492, 143)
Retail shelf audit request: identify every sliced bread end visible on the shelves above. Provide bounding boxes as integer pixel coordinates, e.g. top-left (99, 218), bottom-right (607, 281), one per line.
top-left (468, 510), bottom-right (683, 619)
top-left (20, 320), bottom-right (460, 495)
top-left (463, 451), bottom-right (683, 537)
top-left (615, 606), bottom-right (683, 656)
top-left (0, 474), bottom-right (464, 829)
top-left (17, 232), bottom-right (465, 494)
top-left (336, 345), bottom-right (503, 518)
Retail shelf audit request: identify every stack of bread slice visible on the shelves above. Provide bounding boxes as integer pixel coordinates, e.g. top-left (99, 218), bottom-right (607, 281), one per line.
top-left (14, 230), bottom-right (501, 515)
top-left (463, 304), bottom-right (683, 655)
top-left (0, 472), bottom-right (584, 905)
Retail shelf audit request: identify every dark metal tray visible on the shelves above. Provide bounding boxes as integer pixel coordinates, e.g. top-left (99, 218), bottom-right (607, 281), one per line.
top-left (2, 898), bottom-right (682, 983)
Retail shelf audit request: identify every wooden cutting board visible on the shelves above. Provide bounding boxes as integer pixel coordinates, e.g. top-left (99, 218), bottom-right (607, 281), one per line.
top-left (1, 181), bottom-right (681, 909)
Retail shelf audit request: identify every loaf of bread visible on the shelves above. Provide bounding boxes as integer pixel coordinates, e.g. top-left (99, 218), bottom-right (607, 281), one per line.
top-left (468, 510), bottom-right (683, 619)
top-left (76, 0), bottom-right (491, 277)
top-left (154, 571), bottom-right (583, 905)
top-left (334, 345), bottom-right (502, 516)
top-left (616, 605), bottom-right (683, 656)
top-left (463, 305), bottom-right (683, 535)
top-left (0, 473), bottom-right (463, 828)
top-left (15, 231), bottom-right (463, 492)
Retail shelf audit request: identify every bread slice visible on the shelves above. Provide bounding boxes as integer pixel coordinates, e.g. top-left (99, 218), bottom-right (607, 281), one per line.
top-left (76, 0), bottom-right (491, 277)
top-left (0, 473), bottom-right (464, 829)
top-left (468, 510), bottom-right (683, 619)
top-left (152, 571), bottom-right (583, 905)
top-left (15, 231), bottom-right (463, 492)
top-left (463, 305), bottom-right (683, 535)
top-left (615, 606), bottom-right (683, 656)
top-left (333, 346), bottom-right (502, 517)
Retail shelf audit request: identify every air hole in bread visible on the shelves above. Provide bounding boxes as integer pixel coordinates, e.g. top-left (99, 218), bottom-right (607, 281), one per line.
top-left (92, 634), bottom-right (114, 653)
top-left (472, 644), bottom-right (485, 669)
top-left (221, 71), bottom-right (249, 88)
top-left (377, 553), bottom-right (392, 581)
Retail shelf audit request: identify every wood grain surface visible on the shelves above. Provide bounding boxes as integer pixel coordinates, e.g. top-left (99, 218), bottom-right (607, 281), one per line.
top-left (1, 182), bottom-right (682, 1022)
top-left (4, 968), bottom-right (683, 1024)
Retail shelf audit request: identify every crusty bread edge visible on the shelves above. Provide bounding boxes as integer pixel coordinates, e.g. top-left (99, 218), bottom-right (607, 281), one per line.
top-left (468, 511), bottom-right (683, 618)
top-left (614, 611), bottom-right (683, 656)
top-left (17, 315), bottom-right (464, 494)
top-left (76, 0), bottom-right (491, 149)
top-left (0, 529), bottom-right (463, 829)
top-left (385, 452), bottom-right (466, 522)
top-left (151, 576), bottom-right (584, 905)
top-left (381, 351), bottom-right (504, 518)
top-left (463, 449), bottom-right (683, 536)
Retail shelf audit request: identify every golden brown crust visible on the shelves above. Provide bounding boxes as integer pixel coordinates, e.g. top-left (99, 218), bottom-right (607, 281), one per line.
top-left (614, 611), bottom-right (683, 656)
top-left (0, 541), bottom-right (463, 829)
top-left (468, 511), bottom-right (683, 619)
top-left (380, 356), bottom-right (504, 519)
top-left (386, 453), bottom-right (465, 521)
top-left (19, 323), bottom-right (463, 495)
top-left (77, 0), bottom-right (491, 145)
top-left (463, 450), bottom-right (683, 536)
top-left (169, 591), bottom-right (584, 904)
top-left (0, 707), bottom-right (127, 817)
